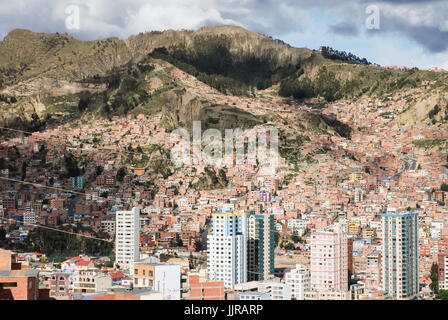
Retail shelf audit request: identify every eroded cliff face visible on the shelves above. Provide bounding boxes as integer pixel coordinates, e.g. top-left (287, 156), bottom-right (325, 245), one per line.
top-left (0, 77), bottom-right (108, 128)
top-left (392, 90), bottom-right (448, 127)
top-left (160, 90), bottom-right (204, 127)
top-left (158, 89), bottom-right (259, 133)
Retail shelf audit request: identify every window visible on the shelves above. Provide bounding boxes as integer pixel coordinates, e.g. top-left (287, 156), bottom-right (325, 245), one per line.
top-left (0, 282), bottom-right (18, 288)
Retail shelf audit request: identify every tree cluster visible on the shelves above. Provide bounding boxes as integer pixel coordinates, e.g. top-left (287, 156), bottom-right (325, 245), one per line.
top-left (321, 46), bottom-right (371, 65)
top-left (149, 35), bottom-right (299, 96)
top-left (2, 225), bottom-right (112, 257)
top-left (279, 67), bottom-right (343, 102)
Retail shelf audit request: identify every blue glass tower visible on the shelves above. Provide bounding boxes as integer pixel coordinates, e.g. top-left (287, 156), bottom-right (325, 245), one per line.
top-left (381, 210), bottom-right (418, 299)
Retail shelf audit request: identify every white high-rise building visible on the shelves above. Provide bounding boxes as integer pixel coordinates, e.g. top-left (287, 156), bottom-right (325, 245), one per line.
top-left (354, 188), bottom-right (364, 203)
top-left (207, 210), bottom-right (247, 288)
top-left (23, 210), bottom-right (37, 226)
top-left (310, 221), bottom-right (348, 292)
top-left (115, 207), bottom-right (140, 274)
top-left (285, 264), bottom-right (311, 300)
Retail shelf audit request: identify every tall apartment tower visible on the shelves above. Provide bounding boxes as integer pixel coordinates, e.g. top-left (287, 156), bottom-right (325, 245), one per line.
top-left (207, 210), bottom-right (247, 288)
top-left (310, 221), bottom-right (348, 292)
top-left (381, 210), bottom-right (418, 299)
top-left (115, 207), bottom-right (140, 275)
top-left (354, 188), bottom-right (364, 203)
top-left (247, 212), bottom-right (275, 281)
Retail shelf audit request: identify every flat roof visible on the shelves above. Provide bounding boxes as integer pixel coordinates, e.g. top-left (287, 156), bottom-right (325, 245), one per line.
top-left (0, 269), bottom-right (39, 278)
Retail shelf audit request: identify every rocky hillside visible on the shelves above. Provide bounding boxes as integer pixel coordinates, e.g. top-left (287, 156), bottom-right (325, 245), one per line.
top-left (0, 25), bottom-right (447, 133)
top-left (278, 53), bottom-right (448, 127)
top-left (0, 26), bottom-right (313, 87)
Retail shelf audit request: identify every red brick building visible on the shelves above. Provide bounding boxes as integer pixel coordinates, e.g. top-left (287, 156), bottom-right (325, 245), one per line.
top-left (0, 249), bottom-right (49, 300)
top-left (188, 274), bottom-right (224, 300)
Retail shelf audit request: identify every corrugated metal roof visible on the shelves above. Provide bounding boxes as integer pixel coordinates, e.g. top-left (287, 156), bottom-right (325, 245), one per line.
top-left (0, 269), bottom-right (39, 278)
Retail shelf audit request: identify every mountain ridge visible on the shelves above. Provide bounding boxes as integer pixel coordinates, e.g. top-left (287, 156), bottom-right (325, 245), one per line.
top-left (0, 25), bottom-right (314, 87)
top-left (0, 25), bottom-right (447, 132)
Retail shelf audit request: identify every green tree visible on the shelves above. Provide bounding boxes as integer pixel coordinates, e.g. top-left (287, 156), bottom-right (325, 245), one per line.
top-left (436, 290), bottom-right (448, 300)
top-left (30, 113), bottom-right (43, 131)
top-left (291, 234), bottom-right (300, 244)
top-left (17, 226), bottom-right (113, 257)
top-left (95, 165), bottom-right (103, 177)
top-left (430, 262), bottom-right (439, 294)
top-left (0, 228), bottom-right (6, 242)
top-left (159, 253), bottom-right (174, 262)
top-left (64, 153), bottom-right (80, 177)
top-left (116, 167), bottom-right (126, 182)
top-left (274, 232), bottom-right (280, 247)
top-left (176, 238), bottom-right (184, 247)
top-left (21, 161), bottom-right (28, 180)
top-left (194, 240), bottom-right (203, 252)
top-left (189, 252), bottom-right (195, 269)
top-left (78, 91), bottom-right (91, 111)
top-left (0, 157), bottom-right (7, 169)
top-left (320, 46), bottom-right (371, 65)
top-left (282, 242), bottom-right (295, 250)
top-left (105, 260), bottom-right (114, 268)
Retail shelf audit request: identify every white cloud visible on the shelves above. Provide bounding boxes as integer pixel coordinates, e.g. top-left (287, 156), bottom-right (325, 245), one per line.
top-left (379, 2), bottom-right (448, 31)
top-left (125, 2), bottom-right (237, 34)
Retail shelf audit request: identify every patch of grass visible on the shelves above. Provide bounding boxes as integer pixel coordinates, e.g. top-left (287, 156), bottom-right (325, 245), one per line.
top-left (412, 139), bottom-right (446, 149)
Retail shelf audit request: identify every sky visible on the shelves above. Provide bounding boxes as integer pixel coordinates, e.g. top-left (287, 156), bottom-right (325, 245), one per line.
top-left (1, 0), bottom-right (448, 69)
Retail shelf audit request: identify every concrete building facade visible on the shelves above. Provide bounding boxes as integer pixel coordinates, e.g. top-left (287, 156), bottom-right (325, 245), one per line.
top-left (115, 207), bottom-right (140, 274)
top-left (310, 221), bottom-right (348, 292)
top-left (207, 211), bottom-right (247, 288)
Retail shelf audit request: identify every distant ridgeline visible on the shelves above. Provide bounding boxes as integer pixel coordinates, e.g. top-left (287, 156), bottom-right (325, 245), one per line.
top-left (1, 26), bottom-right (447, 131)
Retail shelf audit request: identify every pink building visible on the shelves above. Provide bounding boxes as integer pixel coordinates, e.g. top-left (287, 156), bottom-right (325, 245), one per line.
top-left (310, 222), bottom-right (348, 292)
